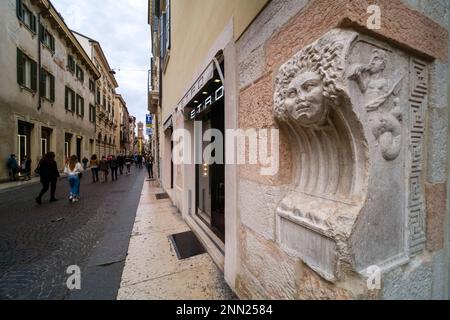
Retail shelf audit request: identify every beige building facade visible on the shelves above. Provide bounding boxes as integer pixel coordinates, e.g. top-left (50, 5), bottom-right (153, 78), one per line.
top-left (0, 0), bottom-right (100, 181)
top-left (115, 93), bottom-right (129, 155)
top-left (74, 31), bottom-right (119, 159)
top-left (150, 0), bottom-right (450, 300)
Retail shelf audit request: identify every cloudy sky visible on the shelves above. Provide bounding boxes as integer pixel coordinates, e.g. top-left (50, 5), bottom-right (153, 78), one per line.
top-left (53, 0), bottom-right (151, 130)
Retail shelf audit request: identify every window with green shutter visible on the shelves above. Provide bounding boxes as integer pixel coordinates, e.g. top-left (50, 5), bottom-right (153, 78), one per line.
top-left (18, 3), bottom-right (37, 34)
top-left (67, 55), bottom-right (75, 73)
top-left (76, 95), bottom-right (84, 117)
top-left (17, 48), bottom-right (24, 86)
top-left (17, 48), bottom-right (37, 92)
top-left (40, 69), bottom-right (55, 102)
top-left (40, 25), bottom-right (55, 53)
top-left (65, 87), bottom-right (75, 112)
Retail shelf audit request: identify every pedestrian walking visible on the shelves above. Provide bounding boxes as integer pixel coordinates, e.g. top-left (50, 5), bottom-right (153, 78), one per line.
top-left (145, 154), bottom-right (154, 179)
top-left (64, 155), bottom-right (83, 203)
top-left (99, 156), bottom-right (109, 182)
top-left (6, 154), bottom-right (18, 181)
top-left (23, 155), bottom-right (32, 181)
top-left (118, 154), bottom-right (125, 175)
top-left (109, 155), bottom-right (119, 181)
top-left (125, 155), bottom-right (132, 175)
top-left (90, 154), bottom-right (99, 183)
top-left (35, 152), bottom-right (60, 204)
top-left (137, 154), bottom-right (143, 169)
top-left (82, 156), bottom-right (89, 170)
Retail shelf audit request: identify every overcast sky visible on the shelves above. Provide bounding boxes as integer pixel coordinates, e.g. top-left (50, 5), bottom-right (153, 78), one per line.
top-left (53, 0), bottom-right (150, 130)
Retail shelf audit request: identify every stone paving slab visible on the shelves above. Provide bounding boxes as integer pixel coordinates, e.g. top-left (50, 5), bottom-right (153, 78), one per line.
top-left (118, 180), bottom-right (236, 300)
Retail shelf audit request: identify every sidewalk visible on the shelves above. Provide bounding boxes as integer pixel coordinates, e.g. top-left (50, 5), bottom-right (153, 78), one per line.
top-left (0, 176), bottom-right (41, 192)
top-left (117, 179), bottom-right (236, 300)
top-left (0, 173), bottom-right (69, 192)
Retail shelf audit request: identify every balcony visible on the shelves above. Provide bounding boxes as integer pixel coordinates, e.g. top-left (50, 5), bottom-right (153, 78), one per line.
top-left (148, 89), bottom-right (159, 113)
top-left (97, 105), bottom-right (106, 118)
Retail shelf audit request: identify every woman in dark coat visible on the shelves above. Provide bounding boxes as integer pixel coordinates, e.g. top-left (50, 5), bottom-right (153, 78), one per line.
top-left (35, 152), bottom-right (60, 204)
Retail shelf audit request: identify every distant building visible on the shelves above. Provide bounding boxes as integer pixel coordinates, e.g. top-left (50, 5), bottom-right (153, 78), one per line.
top-left (73, 31), bottom-right (119, 158)
top-left (0, 0), bottom-right (101, 180)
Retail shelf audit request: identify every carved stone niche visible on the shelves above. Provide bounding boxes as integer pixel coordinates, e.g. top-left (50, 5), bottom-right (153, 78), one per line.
top-left (273, 29), bottom-right (428, 282)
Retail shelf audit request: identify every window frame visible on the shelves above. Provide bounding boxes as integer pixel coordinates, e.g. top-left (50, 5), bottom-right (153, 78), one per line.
top-left (17, 48), bottom-right (37, 92)
top-left (40, 68), bottom-right (55, 102)
top-left (65, 86), bottom-right (76, 112)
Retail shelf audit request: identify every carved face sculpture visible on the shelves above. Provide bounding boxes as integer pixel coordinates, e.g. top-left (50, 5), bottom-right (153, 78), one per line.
top-left (284, 71), bottom-right (327, 126)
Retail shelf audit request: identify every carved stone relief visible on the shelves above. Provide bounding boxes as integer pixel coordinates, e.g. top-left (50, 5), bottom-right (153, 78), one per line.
top-left (273, 29), bottom-right (429, 281)
top-left (348, 49), bottom-right (404, 161)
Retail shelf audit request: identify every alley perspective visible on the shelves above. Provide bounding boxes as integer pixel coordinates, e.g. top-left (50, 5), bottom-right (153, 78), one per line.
top-left (1, 0), bottom-right (450, 302)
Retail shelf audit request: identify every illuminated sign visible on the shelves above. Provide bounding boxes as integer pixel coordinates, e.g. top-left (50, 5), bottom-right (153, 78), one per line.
top-left (189, 86), bottom-right (224, 120)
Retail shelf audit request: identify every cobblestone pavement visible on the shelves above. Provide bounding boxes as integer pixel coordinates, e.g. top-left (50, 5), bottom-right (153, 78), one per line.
top-left (0, 168), bottom-right (146, 300)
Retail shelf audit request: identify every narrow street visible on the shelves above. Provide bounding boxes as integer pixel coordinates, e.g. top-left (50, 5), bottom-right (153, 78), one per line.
top-left (0, 168), bottom-right (145, 300)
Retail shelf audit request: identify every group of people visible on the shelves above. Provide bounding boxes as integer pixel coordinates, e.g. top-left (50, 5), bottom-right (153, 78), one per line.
top-left (6, 154), bottom-right (32, 181)
top-left (30, 152), bottom-right (154, 205)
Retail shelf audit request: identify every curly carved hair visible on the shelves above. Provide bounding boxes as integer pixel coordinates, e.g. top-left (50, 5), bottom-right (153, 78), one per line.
top-left (274, 41), bottom-right (345, 122)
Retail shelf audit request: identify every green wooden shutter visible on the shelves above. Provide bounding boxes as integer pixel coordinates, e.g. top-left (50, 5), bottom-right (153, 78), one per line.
top-left (81, 98), bottom-right (85, 117)
top-left (65, 87), bottom-right (69, 109)
top-left (31, 14), bottom-right (37, 33)
top-left (17, 48), bottom-right (24, 86)
top-left (16, 0), bottom-right (23, 20)
top-left (39, 24), bottom-right (44, 42)
top-left (31, 60), bottom-right (37, 91)
top-left (39, 68), bottom-right (45, 97)
top-left (71, 91), bottom-right (75, 112)
top-left (50, 74), bottom-right (55, 102)
top-left (50, 35), bottom-right (55, 52)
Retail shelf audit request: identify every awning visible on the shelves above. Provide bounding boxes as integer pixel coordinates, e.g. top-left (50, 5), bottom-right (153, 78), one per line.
top-left (176, 61), bottom-right (215, 112)
top-left (163, 115), bottom-right (173, 131)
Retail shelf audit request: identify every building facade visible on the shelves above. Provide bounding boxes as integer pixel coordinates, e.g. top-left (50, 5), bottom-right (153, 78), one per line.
top-left (129, 116), bottom-right (137, 155)
top-left (74, 31), bottom-right (119, 159)
top-left (149, 0), bottom-right (450, 299)
top-left (0, 0), bottom-right (101, 181)
top-left (115, 93), bottom-right (129, 155)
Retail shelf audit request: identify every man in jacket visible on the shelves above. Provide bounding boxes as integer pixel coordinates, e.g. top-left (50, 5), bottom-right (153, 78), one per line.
top-left (7, 154), bottom-right (18, 181)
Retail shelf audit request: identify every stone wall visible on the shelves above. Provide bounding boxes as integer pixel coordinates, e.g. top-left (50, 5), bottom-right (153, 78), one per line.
top-left (235, 0), bottom-right (449, 299)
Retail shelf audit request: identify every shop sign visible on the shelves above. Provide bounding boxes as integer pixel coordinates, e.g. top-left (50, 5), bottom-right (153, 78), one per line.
top-left (189, 86), bottom-right (224, 120)
top-left (177, 62), bottom-right (214, 112)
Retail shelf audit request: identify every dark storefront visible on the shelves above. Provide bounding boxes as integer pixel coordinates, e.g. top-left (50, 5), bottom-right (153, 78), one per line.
top-left (184, 57), bottom-right (225, 242)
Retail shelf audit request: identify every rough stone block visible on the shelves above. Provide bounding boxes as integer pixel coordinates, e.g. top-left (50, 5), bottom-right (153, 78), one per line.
top-left (382, 256), bottom-right (432, 299)
top-left (265, 0), bottom-right (448, 72)
top-left (432, 249), bottom-right (447, 300)
top-left (429, 61), bottom-right (449, 109)
top-left (239, 179), bottom-right (285, 240)
top-left (239, 46), bottom-right (266, 89)
top-left (239, 227), bottom-right (297, 299)
top-left (427, 108), bottom-right (448, 183)
top-left (425, 183), bottom-right (447, 251)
